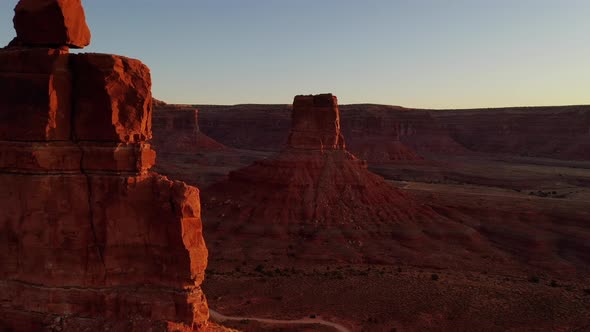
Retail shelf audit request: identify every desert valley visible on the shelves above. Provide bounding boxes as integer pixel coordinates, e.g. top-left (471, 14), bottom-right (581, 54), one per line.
top-left (153, 97), bottom-right (590, 331)
top-left (1, 0), bottom-right (590, 331)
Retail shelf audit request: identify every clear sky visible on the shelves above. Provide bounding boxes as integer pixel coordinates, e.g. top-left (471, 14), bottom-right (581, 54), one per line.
top-left (2, 0), bottom-right (590, 108)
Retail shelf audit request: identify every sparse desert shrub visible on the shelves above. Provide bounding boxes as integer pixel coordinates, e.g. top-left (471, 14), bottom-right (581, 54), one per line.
top-left (254, 264), bottom-right (264, 273)
top-left (550, 280), bottom-right (558, 287)
top-left (431, 273), bottom-right (439, 281)
top-left (528, 276), bottom-right (540, 284)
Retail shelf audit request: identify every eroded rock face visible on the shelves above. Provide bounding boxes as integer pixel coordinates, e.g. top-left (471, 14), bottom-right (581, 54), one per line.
top-left (72, 53), bottom-right (153, 143)
top-left (0, 3), bottom-right (210, 329)
top-left (288, 94), bottom-right (345, 150)
top-left (13, 0), bottom-right (91, 48)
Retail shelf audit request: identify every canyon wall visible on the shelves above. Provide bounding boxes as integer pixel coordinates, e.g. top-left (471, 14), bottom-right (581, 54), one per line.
top-left (193, 103), bottom-right (590, 161)
top-left (0, 1), bottom-right (209, 331)
top-left (432, 105), bottom-right (590, 160)
top-left (195, 104), bottom-right (464, 161)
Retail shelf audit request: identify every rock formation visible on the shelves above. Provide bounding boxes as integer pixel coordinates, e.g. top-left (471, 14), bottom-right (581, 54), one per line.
top-left (151, 104), bottom-right (236, 188)
top-left (12, 0), bottom-right (91, 48)
top-left (0, 1), bottom-right (210, 331)
top-left (287, 94), bottom-right (345, 150)
top-left (202, 94), bottom-right (470, 264)
top-left (196, 103), bottom-right (461, 160)
top-left (153, 105), bottom-right (226, 153)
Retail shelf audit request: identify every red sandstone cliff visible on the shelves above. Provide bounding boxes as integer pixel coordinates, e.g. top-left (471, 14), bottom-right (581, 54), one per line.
top-left (431, 105), bottom-right (590, 160)
top-left (0, 1), bottom-right (211, 331)
top-left (195, 103), bottom-right (590, 161)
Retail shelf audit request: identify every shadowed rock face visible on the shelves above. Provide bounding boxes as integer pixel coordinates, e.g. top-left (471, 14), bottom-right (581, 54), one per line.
top-left (13, 0), bottom-right (91, 48)
top-left (0, 1), bottom-right (210, 331)
top-left (152, 105), bottom-right (226, 153)
top-left (288, 94), bottom-right (345, 150)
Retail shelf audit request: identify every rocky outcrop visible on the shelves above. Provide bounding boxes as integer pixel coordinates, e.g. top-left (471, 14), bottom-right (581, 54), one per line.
top-left (0, 2), bottom-right (210, 331)
top-left (12, 0), bottom-right (91, 48)
top-left (202, 95), bottom-right (453, 264)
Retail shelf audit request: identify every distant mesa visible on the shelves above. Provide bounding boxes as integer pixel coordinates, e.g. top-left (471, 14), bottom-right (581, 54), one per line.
top-left (11, 0), bottom-right (91, 49)
top-left (153, 104), bottom-right (227, 153)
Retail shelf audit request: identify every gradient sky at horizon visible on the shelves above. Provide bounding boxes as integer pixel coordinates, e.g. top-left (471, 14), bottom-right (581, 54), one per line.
top-left (2, 0), bottom-right (590, 108)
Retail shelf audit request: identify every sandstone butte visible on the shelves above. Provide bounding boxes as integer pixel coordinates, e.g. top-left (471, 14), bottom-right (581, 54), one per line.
top-left (202, 94), bottom-right (472, 265)
top-left (0, 1), bottom-right (215, 331)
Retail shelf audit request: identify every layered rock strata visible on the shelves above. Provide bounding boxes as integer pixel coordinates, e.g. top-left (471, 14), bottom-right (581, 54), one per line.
top-left (0, 1), bottom-right (209, 331)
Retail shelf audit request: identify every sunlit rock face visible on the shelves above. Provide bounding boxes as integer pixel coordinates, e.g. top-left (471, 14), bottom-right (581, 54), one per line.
top-left (13, 0), bottom-right (91, 48)
top-left (0, 1), bottom-right (211, 331)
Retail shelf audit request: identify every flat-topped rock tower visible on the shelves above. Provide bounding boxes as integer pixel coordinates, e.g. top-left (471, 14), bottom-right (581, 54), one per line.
top-left (0, 1), bottom-right (211, 331)
top-left (288, 94), bottom-right (345, 150)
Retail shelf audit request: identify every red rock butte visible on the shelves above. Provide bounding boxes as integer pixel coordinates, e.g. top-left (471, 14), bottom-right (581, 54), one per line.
top-left (0, 1), bottom-right (211, 331)
top-left (288, 94), bottom-right (345, 150)
top-left (202, 94), bottom-right (471, 265)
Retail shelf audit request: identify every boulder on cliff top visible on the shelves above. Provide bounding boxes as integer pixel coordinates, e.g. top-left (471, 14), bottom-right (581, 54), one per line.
top-left (288, 93), bottom-right (345, 150)
top-left (13, 0), bottom-right (91, 49)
